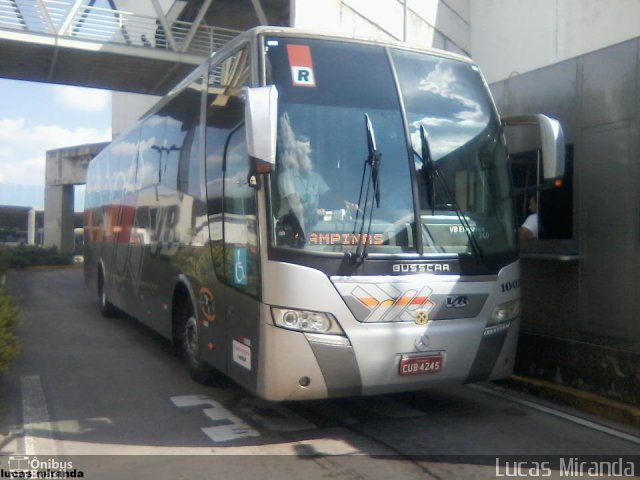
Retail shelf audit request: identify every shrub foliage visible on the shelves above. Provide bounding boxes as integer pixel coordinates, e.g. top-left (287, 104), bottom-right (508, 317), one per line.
top-left (0, 288), bottom-right (20, 374)
top-left (0, 245), bottom-right (73, 269)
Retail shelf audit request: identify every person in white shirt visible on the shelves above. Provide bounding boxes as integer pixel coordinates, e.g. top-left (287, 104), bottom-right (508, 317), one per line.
top-left (277, 114), bottom-right (330, 235)
top-left (519, 196), bottom-right (539, 240)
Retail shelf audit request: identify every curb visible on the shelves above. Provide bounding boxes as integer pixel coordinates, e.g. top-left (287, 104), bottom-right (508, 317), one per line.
top-left (503, 375), bottom-right (640, 429)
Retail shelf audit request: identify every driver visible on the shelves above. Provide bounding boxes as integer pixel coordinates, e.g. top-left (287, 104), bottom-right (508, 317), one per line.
top-left (277, 114), bottom-right (330, 235)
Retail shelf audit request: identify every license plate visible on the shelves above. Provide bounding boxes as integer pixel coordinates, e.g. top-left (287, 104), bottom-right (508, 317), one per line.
top-left (399, 354), bottom-right (443, 376)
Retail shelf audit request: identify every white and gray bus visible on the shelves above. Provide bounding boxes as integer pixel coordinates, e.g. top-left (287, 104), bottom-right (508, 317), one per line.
top-left (84, 26), bottom-right (564, 401)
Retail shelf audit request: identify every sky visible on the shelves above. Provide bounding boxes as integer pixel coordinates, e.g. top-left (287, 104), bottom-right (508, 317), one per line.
top-left (0, 78), bottom-right (112, 210)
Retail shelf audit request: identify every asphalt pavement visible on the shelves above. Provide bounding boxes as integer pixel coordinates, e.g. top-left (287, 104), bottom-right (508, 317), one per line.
top-left (0, 266), bottom-right (638, 479)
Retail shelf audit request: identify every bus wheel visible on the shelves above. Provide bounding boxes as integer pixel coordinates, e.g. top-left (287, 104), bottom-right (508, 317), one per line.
top-left (97, 268), bottom-right (116, 317)
top-left (180, 299), bottom-right (213, 384)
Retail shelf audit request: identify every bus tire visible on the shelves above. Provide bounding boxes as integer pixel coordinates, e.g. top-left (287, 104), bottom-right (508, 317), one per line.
top-left (97, 267), bottom-right (117, 318)
top-left (179, 298), bottom-right (213, 384)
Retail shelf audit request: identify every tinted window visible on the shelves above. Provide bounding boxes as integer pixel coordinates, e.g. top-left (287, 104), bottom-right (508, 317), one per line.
top-left (392, 49), bottom-right (516, 256)
top-left (224, 126), bottom-right (259, 296)
top-left (160, 75), bottom-right (204, 192)
top-left (265, 37), bottom-right (413, 254)
top-left (204, 47), bottom-right (251, 276)
top-left (137, 115), bottom-right (166, 189)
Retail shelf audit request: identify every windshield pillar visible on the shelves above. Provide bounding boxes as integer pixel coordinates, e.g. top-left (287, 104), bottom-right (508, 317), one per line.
top-left (385, 46), bottom-right (424, 256)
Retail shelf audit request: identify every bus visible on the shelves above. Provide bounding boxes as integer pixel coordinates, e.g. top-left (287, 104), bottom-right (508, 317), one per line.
top-left (84, 26), bottom-right (564, 401)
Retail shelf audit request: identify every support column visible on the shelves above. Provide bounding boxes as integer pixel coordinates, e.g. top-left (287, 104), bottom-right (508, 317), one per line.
top-left (27, 208), bottom-right (36, 245)
top-left (43, 185), bottom-right (74, 254)
top-left (44, 142), bottom-right (107, 257)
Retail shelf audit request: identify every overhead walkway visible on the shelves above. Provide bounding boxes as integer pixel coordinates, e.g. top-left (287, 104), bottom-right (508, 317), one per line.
top-left (0, 0), bottom-right (243, 94)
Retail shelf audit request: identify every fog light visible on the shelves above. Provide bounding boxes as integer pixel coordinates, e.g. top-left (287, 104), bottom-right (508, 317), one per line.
top-left (299, 376), bottom-right (311, 387)
top-left (489, 299), bottom-right (520, 326)
top-left (299, 312), bottom-right (310, 329)
top-left (310, 313), bottom-right (330, 331)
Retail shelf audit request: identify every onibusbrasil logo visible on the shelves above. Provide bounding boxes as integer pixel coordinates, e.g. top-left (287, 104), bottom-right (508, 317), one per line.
top-left (2, 456), bottom-right (84, 478)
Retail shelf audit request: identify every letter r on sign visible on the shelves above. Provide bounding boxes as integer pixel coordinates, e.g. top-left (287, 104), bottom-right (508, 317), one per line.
top-left (291, 67), bottom-right (315, 86)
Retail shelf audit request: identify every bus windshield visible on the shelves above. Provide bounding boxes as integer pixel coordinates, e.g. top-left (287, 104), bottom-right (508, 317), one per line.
top-left (265, 36), bottom-right (516, 258)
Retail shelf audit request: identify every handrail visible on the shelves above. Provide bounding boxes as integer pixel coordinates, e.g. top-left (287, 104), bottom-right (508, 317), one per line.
top-left (0, 0), bottom-right (240, 57)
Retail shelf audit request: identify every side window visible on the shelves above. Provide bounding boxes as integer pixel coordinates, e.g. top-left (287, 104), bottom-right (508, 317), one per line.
top-left (539, 145), bottom-right (573, 239)
top-left (224, 126), bottom-right (259, 296)
top-left (110, 127), bottom-right (141, 200)
top-left (159, 116), bottom-right (180, 190)
top-left (162, 73), bottom-right (205, 193)
top-left (110, 128), bottom-right (141, 245)
top-left (137, 114), bottom-right (166, 189)
top-left (135, 75), bottom-right (205, 193)
top-left (177, 122), bottom-right (203, 199)
top-left (511, 145), bottom-right (574, 240)
top-left (205, 47), bottom-right (251, 278)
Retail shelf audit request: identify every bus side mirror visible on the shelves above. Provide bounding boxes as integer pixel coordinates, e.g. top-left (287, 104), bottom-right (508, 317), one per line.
top-left (245, 85), bottom-right (278, 174)
top-left (502, 114), bottom-right (565, 181)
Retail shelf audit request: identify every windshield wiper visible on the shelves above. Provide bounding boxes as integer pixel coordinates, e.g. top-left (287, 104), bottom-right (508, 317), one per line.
top-left (368, 115), bottom-right (382, 209)
top-left (348, 114), bottom-right (382, 264)
top-left (418, 126), bottom-right (484, 263)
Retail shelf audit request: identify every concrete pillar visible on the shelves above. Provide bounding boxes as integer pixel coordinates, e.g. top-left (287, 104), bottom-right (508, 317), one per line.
top-left (43, 142), bottom-right (108, 255)
top-left (43, 184), bottom-right (75, 253)
top-left (27, 208), bottom-right (36, 245)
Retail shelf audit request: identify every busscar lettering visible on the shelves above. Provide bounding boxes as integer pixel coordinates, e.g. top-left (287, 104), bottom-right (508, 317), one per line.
top-left (393, 264), bottom-right (450, 273)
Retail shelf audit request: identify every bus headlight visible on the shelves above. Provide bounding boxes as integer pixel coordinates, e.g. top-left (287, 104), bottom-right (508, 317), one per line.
top-left (271, 307), bottom-right (344, 335)
top-left (489, 299), bottom-right (520, 325)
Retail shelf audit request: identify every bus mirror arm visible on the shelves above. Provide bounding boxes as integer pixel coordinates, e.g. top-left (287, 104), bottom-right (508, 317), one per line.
top-left (245, 85), bottom-right (278, 174)
top-left (502, 114), bottom-right (565, 182)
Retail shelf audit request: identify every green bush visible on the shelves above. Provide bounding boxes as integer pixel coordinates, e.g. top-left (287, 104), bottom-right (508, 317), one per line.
top-left (0, 255), bottom-right (7, 278)
top-left (0, 245), bottom-right (73, 269)
top-left (0, 288), bottom-right (20, 374)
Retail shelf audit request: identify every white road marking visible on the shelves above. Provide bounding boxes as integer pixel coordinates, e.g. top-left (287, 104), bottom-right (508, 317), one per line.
top-left (171, 395), bottom-right (260, 442)
top-left (170, 394), bottom-right (213, 408)
top-left (471, 384), bottom-right (640, 445)
top-left (20, 375), bottom-right (54, 455)
top-left (201, 422), bottom-right (260, 443)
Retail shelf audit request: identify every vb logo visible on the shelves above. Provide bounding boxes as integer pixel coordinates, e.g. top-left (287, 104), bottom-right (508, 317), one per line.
top-left (446, 295), bottom-right (469, 308)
